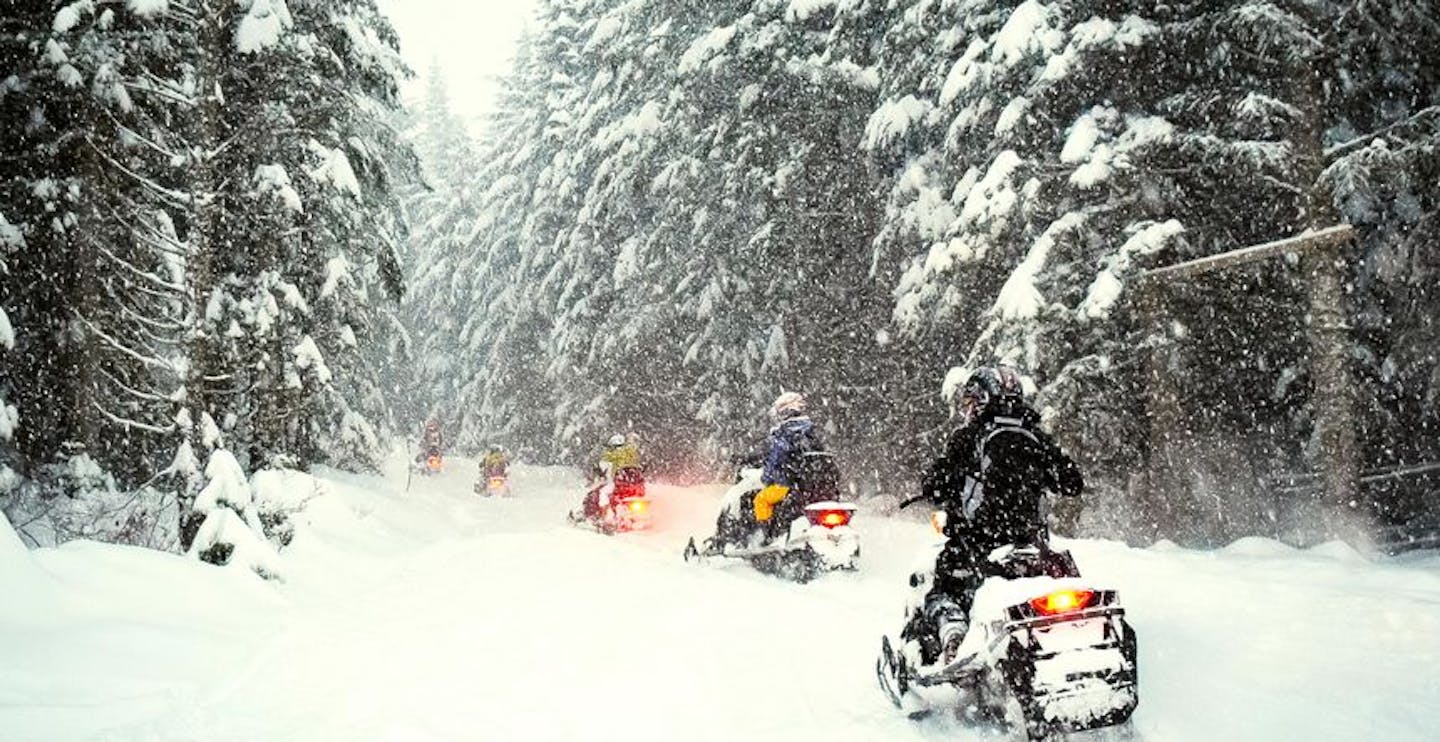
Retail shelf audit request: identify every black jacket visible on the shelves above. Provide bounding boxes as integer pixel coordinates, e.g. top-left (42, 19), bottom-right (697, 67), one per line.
top-left (923, 404), bottom-right (1083, 548)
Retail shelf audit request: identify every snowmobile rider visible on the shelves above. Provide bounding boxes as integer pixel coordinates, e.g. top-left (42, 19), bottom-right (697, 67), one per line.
top-left (902, 365), bottom-right (1084, 666)
top-left (597, 433), bottom-right (641, 477)
top-left (750, 392), bottom-right (839, 539)
top-left (581, 433), bottom-right (643, 518)
top-left (480, 444), bottom-right (509, 477)
top-left (418, 418), bottom-right (444, 460)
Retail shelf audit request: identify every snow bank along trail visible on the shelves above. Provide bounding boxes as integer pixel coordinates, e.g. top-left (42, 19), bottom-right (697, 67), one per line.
top-left (2, 459), bottom-right (1439, 741)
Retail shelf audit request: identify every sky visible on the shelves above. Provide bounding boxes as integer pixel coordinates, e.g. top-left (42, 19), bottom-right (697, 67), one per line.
top-left (377, 0), bottom-right (539, 139)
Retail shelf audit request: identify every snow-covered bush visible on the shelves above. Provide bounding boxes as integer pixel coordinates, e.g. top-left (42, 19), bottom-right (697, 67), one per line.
top-left (251, 468), bottom-right (327, 548)
top-left (0, 453), bottom-right (178, 550)
top-left (188, 450), bottom-right (283, 580)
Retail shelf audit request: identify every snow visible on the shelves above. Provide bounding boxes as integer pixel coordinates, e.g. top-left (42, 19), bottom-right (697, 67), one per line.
top-left (200, 412), bottom-right (223, 450)
top-left (193, 449), bottom-right (253, 514)
top-left (1060, 110), bottom-right (1102, 163)
top-left (254, 163), bottom-right (303, 212)
top-left (761, 323), bottom-right (789, 372)
top-left (1069, 144), bottom-right (1114, 187)
top-left (0, 307), bottom-right (13, 350)
top-left (0, 213), bottom-right (22, 250)
top-left (941, 365), bottom-right (972, 401)
top-left (1078, 219), bottom-right (1184, 320)
top-left (306, 141), bottom-right (362, 197)
top-left (188, 449), bottom-right (284, 578)
top-left (0, 399), bottom-right (16, 441)
top-left (320, 255), bottom-right (352, 299)
top-left (53, 2), bottom-right (93, 33)
top-left (0, 511), bottom-right (26, 557)
top-left (292, 335), bottom-right (333, 385)
top-left (864, 95), bottom-right (934, 151)
top-left (938, 40), bottom-right (987, 107)
top-left (678, 25), bottom-right (736, 74)
top-left (993, 95), bottom-right (1029, 134)
top-left (587, 17), bottom-right (623, 51)
top-left (612, 237), bottom-right (642, 285)
top-left (787, 0), bottom-right (838, 23)
top-left (958, 150), bottom-right (1022, 227)
top-left (236, 0), bottom-right (293, 54)
top-left (991, 0), bottom-right (1059, 66)
top-left (992, 213), bottom-right (1084, 320)
top-left (3, 458), bottom-right (1439, 741)
top-left (127, 0), bottom-right (168, 17)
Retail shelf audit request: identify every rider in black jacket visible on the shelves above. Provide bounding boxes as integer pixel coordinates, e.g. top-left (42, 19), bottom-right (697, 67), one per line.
top-left (904, 365), bottom-right (1084, 665)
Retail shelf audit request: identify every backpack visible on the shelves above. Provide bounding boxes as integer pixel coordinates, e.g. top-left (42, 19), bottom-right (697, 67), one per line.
top-left (957, 415), bottom-right (1039, 521)
top-left (790, 432), bottom-right (842, 502)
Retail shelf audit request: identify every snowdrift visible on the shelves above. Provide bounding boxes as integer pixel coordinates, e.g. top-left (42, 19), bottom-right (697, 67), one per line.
top-left (1, 459), bottom-right (1437, 741)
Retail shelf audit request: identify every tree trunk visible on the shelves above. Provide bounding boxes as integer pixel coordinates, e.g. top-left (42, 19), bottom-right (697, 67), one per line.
top-left (1292, 42), bottom-right (1361, 528)
top-left (179, 4), bottom-right (229, 549)
top-left (1138, 283), bottom-right (1185, 542)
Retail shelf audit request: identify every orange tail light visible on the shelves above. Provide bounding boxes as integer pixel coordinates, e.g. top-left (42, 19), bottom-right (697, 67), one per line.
top-left (1029, 589), bottom-right (1096, 616)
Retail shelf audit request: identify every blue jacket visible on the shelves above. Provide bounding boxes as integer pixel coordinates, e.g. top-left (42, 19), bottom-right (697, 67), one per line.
top-left (763, 416), bottom-right (817, 487)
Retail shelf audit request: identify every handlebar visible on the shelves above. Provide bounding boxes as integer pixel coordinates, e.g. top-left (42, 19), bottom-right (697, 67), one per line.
top-left (898, 494), bottom-right (928, 510)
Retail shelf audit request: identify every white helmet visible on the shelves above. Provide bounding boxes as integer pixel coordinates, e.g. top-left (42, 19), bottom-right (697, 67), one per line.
top-left (770, 391), bottom-right (807, 420)
top-left (607, 434), bottom-right (626, 448)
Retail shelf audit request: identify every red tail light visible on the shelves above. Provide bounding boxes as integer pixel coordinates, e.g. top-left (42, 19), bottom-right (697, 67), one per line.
top-left (808, 509), bottom-right (852, 528)
top-left (1029, 589), bottom-right (1096, 616)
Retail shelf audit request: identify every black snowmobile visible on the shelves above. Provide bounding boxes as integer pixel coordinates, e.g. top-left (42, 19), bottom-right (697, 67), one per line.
top-left (877, 522), bottom-right (1138, 739)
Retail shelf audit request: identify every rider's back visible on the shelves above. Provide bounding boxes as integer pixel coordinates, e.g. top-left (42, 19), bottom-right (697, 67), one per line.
top-left (765, 417), bottom-right (840, 503)
top-left (930, 406), bottom-right (1082, 548)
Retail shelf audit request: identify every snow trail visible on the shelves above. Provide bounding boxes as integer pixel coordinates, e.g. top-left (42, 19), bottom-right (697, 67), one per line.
top-left (2, 458), bottom-right (1439, 740)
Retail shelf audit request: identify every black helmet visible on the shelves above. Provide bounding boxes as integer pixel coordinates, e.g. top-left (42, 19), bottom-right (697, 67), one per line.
top-left (960, 365), bottom-right (1025, 422)
top-left (488, 444), bottom-right (502, 453)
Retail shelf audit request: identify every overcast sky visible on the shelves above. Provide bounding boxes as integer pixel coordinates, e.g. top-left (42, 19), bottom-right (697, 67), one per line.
top-left (377, 0), bottom-right (538, 139)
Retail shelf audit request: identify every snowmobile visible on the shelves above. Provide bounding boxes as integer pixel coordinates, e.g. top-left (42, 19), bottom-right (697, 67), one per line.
top-left (681, 464), bottom-right (860, 583)
top-left (567, 468), bottom-right (652, 534)
top-left (475, 471), bottom-right (511, 497)
top-left (416, 448), bottom-right (444, 476)
top-left (876, 518), bottom-right (1137, 740)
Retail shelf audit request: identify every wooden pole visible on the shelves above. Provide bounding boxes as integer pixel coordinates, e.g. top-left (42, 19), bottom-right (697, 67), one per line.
top-left (1305, 230), bottom-right (1360, 519)
top-left (1139, 225), bottom-right (1354, 283)
top-left (1136, 282), bottom-right (1184, 541)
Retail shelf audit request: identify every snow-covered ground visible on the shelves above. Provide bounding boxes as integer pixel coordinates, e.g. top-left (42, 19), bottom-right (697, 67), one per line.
top-left (3, 458), bottom-right (1439, 741)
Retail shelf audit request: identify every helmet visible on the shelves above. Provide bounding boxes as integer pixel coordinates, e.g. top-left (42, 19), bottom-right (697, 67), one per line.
top-left (488, 443), bottom-right (501, 453)
top-left (770, 391), bottom-right (807, 420)
top-left (959, 365), bottom-right (1025, 422)
top-left (606, 434), bottom-right (626, 448)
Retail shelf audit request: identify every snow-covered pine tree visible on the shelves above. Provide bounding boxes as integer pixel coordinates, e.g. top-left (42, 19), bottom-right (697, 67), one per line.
top-left (398, 64), bottom-right (481, 436)
top-left (861, 1), bottom-right (1343, 543)
top-left (432, 2), bottom-right (587, 461)
top-left (284, 0), bottom-right (412, 471)
top-left (0, 1), bottom-right (188, 547)
top-left (0, 204), bottom-right (17, 509)
top-left (647, 1), bottom-right (905, 479)
top-left (180, 0), bottom-right (412, 475)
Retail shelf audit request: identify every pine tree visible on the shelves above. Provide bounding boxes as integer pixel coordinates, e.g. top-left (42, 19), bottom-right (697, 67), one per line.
top-left (1, 0), bottom-right (187, 547)
top-left (179, 0), bottom-right (415, 556)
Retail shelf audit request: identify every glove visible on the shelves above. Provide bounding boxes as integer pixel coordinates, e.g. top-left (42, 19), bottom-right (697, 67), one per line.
top-left (753, 484), bottom-right (790, 522)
